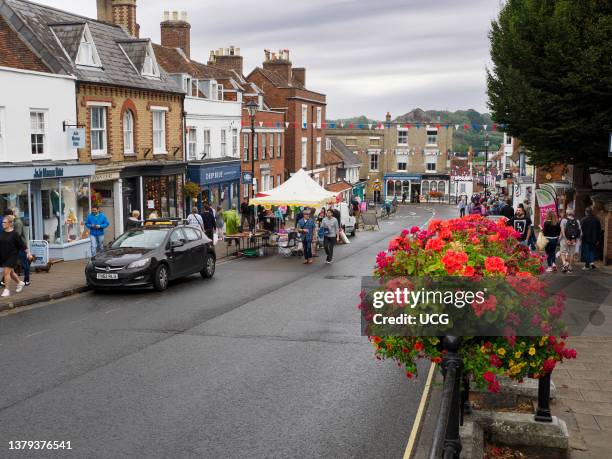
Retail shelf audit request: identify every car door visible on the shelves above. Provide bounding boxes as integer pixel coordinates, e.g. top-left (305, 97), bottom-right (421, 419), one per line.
top-left (167, 228), bottom-right (189, 278)
top-left (182, 227), bottom-right (205, 274)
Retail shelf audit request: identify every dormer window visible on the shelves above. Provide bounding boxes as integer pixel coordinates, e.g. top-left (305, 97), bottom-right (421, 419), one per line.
top-left (118, 40), bottom-right (159, 79)
top-left (142, 44), bottom-right (160, 77)
top-left (217, 84), bottom-right (223, 101)
top-left (76, 24), bottom-right (101, 67)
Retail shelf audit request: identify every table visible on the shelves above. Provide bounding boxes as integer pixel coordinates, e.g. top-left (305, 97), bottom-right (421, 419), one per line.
top-left (224, 232), bottom-right (272, 257)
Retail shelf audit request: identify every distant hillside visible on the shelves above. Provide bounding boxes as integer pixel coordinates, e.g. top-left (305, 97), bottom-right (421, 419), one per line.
top-left (329, 109), bottom-right (503, 153)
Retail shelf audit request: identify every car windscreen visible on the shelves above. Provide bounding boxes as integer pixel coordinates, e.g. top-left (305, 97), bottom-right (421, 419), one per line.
top-left (111, 229), bottom-right (168, 249)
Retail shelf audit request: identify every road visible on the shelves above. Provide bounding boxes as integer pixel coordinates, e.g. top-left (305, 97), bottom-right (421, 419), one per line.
top-left (0, 205), bottom-right (451, 459)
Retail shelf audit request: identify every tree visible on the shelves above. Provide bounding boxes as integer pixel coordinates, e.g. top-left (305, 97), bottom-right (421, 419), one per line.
top-left (487, 0), bottom-right (612, 172)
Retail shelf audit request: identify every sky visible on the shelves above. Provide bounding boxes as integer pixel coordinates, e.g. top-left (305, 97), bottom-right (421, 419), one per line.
top-left (34, 0), bottom-right (503, 120)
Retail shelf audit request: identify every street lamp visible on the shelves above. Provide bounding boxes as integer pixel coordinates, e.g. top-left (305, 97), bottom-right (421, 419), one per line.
top-left (246, 99), bottom-right (258, 201)
top-left (483, 132), bottom-right (490, 198)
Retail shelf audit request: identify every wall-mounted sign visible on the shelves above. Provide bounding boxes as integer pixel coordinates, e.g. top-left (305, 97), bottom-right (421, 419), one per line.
top-left (33, 167), bottom-right (64, 179)
top-left (91, 172), bottom-right (120, 183)
top-left (67, 128), bottom-right (86, 149)
top-left (29, 240), bottom-right (49, 267)
top-left (242, 171), bottom-right (253, 185)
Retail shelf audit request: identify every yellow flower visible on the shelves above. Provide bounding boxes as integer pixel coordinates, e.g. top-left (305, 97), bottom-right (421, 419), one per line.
top-left (481, 346), bottom-right (488, 354)
top-left (539, 336), bottom-right (548, 346)
top-left (520, 341), bottom-right (526, 347)
top-left (514, 351), bottom-right (522, 359)
top-left (429, 338), bottom-right (440, 345)
top-left (530, 362), bottom-right (537, 367)
top-left (509, 360), bottom-right (515, 367)
top-left (529, 347), bottom-right (536, 356)
top-left (497, 348), bottom-right (506, 356)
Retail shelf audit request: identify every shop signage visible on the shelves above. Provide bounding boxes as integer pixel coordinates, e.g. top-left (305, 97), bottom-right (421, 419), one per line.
top-left (29, 240), bottom-right (49, 267)
top-left (91, 172), bottom-right (120, 183)
top-left (422, 174), bottom-right (450, 180)
top-left (242, 171), bottom-right (253, 185)
top-left (259, 163), bottom-right (270, 170)
top-left (67, 128), bottom-right (86, 148)
top-left (384, 175), bottom-right (422, 182)
top-left (187, 163), bottom-right (241, 186)
top-left (33, 167), bottom-right (64, 179)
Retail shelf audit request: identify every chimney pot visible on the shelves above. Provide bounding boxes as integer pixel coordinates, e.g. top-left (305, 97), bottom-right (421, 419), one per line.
top-left (163, 10), bottom-right (169, 21)
top-left (172, 11), bottom-right (178, 21)
top-left (160, 9), bottom-right (191, 57)
top-left (180, 11), bottom-right (187, 21)
top-left (235, 47), bottom-right (240, 56)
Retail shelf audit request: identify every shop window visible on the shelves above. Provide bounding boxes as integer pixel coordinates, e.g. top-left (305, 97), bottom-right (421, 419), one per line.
top-left (438, 181), bottom-right (446, 195)
top-left (90, 106), bottom-right (107, 155)
top-left (221, 129), bottom-right (227, 156)
top-left (422, 181), bottom-right (430, 195)
top-left (187, 127), bottom-right (197, 160)
top-left (144, 175), bottom-right (181, 219)
top-left (61, 178), bottom-right (90, 243)
top-left (152, 110), bottom-right (166, 154)
top-left (0, 182), bottom-right (31, 242)
top-left (123, 110), bottom-right (134, 155)
top-left (30, 111), bottom-right (47, 155)
top-left (203, 129), bottom-right (211, 158)
top-left (232, 128), bottom-right (238, 157)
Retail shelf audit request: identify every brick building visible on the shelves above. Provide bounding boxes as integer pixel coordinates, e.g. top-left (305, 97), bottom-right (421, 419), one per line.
top-left (247, 50), bottom-right (327, 183)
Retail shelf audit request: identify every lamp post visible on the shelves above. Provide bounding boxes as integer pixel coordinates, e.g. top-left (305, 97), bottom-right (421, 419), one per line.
top-left (246, 100), bottom-right (258, 202)
top-left (483, 133), bottom-right (490, 198)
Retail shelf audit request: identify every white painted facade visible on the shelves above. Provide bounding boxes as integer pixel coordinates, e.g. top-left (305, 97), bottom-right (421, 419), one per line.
top-left (0, 66), bottom-right (78, 162)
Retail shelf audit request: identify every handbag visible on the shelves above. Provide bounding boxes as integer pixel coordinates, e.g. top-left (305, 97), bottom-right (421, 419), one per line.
top-left (536, 231), bottom-right (548, 251)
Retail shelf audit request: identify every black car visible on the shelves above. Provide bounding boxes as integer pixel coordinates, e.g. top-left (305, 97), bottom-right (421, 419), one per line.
top-left (85, 221), bottom-right (216, 291)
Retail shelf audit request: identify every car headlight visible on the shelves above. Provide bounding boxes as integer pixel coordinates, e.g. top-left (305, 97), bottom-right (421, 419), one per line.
top-left (127, 258), bottom-right (151, 269)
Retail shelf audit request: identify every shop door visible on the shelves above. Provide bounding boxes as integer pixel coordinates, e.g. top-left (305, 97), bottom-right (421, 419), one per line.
top-left (122, 178), bottom-right (138, 231)
top-left (411, 183), bottom-right (421, 203)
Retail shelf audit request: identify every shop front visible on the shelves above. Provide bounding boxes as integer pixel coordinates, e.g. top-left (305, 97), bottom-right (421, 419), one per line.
top-left (384, 174), bottom-right (422, 203)
top-left (421, 174), bottom-right (450, 203)
top-left (0, 163), bottom-right (95, 261)
top-left (351, 180), bottom-right (367, 201)
top-left (187, 159), bottom-right (241, 211)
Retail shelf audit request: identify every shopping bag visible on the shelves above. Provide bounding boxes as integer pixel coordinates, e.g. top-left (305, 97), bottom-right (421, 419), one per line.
top-left (536, 232), bottom-right (548, 251)
top-left (340, 231), bottom-right (350, 244)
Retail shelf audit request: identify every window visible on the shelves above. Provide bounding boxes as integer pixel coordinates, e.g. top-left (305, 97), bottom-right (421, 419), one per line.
top-left (277, 133), bottom-right (282, 157)
top-left (301, 138), bottom-right (307, 168)
top-left (243, 182), bottom-right (249, 198)
top-left (232, 128), bottom-right (238, 156)
top-left (90, 106), bottom-right (106, 155)
top-left (221, 129), bottom-right (227, 156)
top-left (326, 137), bottom-right (331, 151)
top-left (426, 129), bottom-right (438, 145)
top-left (370, 137), bottom-right (381, 147)
top-left (30, 111), bottom-right (46, 155)
top-left (254, 133), bottom-right (259, 160)
top-left (277, 174), bottom-right (281, 187)
top-left (397, 160), bottom-right (407, 171)
top-left (302, 104), bottom-right (308, 129)
top-left (426, 159), bottom-right (436, 172)
top-left (76, 25), bottom-right (101, 67)
top-left (243, 133), bottom-right (249, 161)
top-left (438, 181), bottom-right (446, 195)
top-left (202, 129), bottom-right (211, 158)
top-left (346, 137), bottom-right (357, 147)
top-left (142, 45), bottom-right (160, 77)
top-left (369, 151), bottom-right (379, 171)
top-left (262, 133), bottom-right (267, 159)
top-left (316, 138), bottom-right (322, 165)
top-left (269, 132), bottom-right (274, 158)
top-left (123, 110), bottom-right (134, 154)
top-left (397, 129), bottom-right (408, 145)
top-left (152, 111), bottom-right (166, 154)
top-left (331, 167), bottom-right (336, 183)
top-left (217, 84), bottom-right (223, 101)
top-left (187, 127), bottom-right (197, 160)
top-left (506, 135), bottom-right (512, 145)
top-left (316, 107), bottom-right (322, 129)
top-left (183, 76), bottom-right (192, 94)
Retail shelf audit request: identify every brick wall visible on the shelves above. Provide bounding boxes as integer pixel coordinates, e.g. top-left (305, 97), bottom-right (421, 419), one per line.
top-left (0, 15), bottom-right (49, 72)
top-left (76, 84), bottom-right (183, 164)
top-left (160, 21), bottom-right (191, 58)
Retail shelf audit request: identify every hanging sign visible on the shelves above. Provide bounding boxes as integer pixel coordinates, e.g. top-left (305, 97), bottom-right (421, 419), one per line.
top-left (67, 128), bottom-right (86, 148)
top-left (242, 171), bottom-right (253, 185)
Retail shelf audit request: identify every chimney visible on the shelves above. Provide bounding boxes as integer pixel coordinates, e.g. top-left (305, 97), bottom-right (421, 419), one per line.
top-left (208, 45), bottom-right (243, 75)
top-left (97, 0), bottom-right (139, 37)
top-left (160, 10), bottom-right (191, 58)
top-left (385, 112), bottom-right (392, 123)
top-left (96, 0), bottom-right (112, 22)
top-left (292, 67), bottom-right (305, 87)
top-left (262, 48), bottom-right (292, 84)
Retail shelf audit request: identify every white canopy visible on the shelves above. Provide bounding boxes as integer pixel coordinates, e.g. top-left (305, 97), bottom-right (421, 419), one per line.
top-left (250, 169), bottom-right (337, 207)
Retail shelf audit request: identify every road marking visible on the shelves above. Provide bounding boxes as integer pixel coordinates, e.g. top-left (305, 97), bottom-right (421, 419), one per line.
top-left (69, 318), bottom-right (87, 324)
top-left (105, 308), bottom-right (120, 314)
top-left (26, 329), bottom-right (50, 338)
top-left (403, 362), bottom-right (437, 459)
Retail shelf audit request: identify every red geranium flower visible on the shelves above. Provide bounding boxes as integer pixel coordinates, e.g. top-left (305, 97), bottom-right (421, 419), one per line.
top-left (425, 237), bottom-right (445, 252)
top-left (484, 256), bottom-right (507, 275)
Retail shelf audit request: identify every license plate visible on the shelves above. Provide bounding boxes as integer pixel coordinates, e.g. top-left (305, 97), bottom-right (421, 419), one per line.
top-left (96, 273), bottom-right (118, 280)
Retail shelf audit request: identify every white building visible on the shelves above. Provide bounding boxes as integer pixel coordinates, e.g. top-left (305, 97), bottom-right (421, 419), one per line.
top-left (0, 65), bottom-right (94, 260)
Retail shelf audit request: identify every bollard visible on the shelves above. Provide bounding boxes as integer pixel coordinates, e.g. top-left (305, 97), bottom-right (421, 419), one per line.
top-left (534, 372), bottom-right (553, 423)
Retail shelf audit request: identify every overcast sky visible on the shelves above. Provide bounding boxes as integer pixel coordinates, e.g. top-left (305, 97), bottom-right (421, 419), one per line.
top-left (36, 0), bottom-right (502, 119)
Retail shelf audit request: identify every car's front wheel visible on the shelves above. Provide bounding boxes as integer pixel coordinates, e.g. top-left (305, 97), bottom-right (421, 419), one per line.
top-left (201, 254), bottom-right (215, 279)
top-left (153, 264), bottom-right (169, 291)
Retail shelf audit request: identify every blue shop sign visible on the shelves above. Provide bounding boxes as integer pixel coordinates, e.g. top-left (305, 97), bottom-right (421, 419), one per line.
top-left (384, 174), bottom-right (422, 181)
top-left (187, 163), bottom-right (241, 185)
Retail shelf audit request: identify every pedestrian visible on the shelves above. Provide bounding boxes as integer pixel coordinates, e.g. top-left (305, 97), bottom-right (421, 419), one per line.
top-left (295, 208), bottom-right (304, 227)
top-left (215, 206), bottom-right (225, 242)
top-left (12, 209), bottom-right (30, 287)
top-left (500, 198), bottom-right (514, 219)
top-left (85, 206), bottom-right (109, 257)
top-left (541, 210), bottom-right (560, 272)
top-left (580, 207), bottom-right (601, 270)
top-left (148, 210), bottom-right (159, 220)
top-left (316, 207), bottom-right (326, 226)
top-left (402, 192), bottom-right (407, 204)
top-left (187, 206), bottom-right (204, 231)
top-left (126, 210), bottom-right (141, 230)
top-left (559, 210), bottom-right (581, 273)
top-left (523, 200), bottom-right (533, 219)
top-left (321, 208), bottom-right (340, 264)
top-left (0, 215), bottom-right (33, 297)
top-left (458, 197), bottom-right (467, 217)
top-left (224, 204), bottom-right (240, 235)
top-left (297, 209), bottom-right (315, 264)
top-left (200, 204), bottom-right (216, 240)
top-left (240, 201), bottom-right (249, 231)
top-left (508, 206), bottom-right (532, 246)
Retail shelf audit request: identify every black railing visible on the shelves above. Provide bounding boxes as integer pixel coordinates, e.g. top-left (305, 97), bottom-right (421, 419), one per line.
top-left (429, 336), bottom-right (463, 459)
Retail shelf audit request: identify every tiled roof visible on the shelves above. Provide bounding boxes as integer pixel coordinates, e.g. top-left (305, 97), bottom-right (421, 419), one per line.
top-left (255, 67), bottom-right (304, 89)
top-left (324, 150), bottom-right (343, 166)
top-left (49, 22), bottom-right (83, 61)
top-left (325, 181), bottom-right (352, 193)
top-left (329, 137), bottom-right (361, 167)
top-left (0, 14), bottom-right (49, 72)
top-left (117, 39), bottom-right (149, 74)
top-left (2, 0), bottom-right (182, 93)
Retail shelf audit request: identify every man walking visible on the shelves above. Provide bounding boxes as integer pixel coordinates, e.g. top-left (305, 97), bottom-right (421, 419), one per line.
top-left (560, 210), bottom-right (581, 273)
top-left (12, 209), bottom-right (30, 287)
top-left (297, 209), bottom-right (315, 264)
top-left (508, 206), bottom-right (532, 246)
top-left (580, 207), bottom-right (601, 270)
top-left (500, 198), bottom-right (515, 219)
top-left (85, 206), bottom-right (109, 257)
top-left (200, 204), bottom-right (216, 241)
top-left (320, 209), bottom-right (340, 264)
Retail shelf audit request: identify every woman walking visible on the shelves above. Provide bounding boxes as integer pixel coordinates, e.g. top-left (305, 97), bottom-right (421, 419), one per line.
top-left (0, 215), bottom-right (32, 297)
top-left (215, 206), bottom-right (225, 243)
top-left (542, 210), bottom-right (560, 272)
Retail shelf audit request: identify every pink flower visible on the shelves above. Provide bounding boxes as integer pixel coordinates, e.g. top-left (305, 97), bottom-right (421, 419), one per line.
top-left (410, 226), bottom-right (420, 234)
top-left (488, 380), bottom-right (501, 393)
top-left (483, 371), bottom-right (496, 383)
top-left (543, 359), bottom-right (556, 373)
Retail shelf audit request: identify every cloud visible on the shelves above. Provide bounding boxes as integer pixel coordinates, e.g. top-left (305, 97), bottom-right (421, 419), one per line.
top-left (33, 0), bottom-right (501, 118)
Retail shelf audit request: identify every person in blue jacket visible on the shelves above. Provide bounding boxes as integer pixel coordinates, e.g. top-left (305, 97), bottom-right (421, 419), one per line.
top-left (85, 206), bottom-right (110, 257)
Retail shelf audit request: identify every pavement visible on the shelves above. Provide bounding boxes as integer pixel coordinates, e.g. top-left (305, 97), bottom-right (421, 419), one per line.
top-left (0, 204), bottom-right (452, 459)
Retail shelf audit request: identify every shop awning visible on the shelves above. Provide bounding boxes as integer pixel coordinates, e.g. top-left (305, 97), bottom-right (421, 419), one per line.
top-left (250, 169), bottom-right (337, 207)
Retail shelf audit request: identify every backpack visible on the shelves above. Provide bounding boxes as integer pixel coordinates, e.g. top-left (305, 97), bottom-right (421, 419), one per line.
top-left (565, 219), bottom-right (581, 240)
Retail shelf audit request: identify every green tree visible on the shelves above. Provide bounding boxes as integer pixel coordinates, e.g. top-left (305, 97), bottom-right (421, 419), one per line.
top-left (487, 0), bottom-right (612, 172)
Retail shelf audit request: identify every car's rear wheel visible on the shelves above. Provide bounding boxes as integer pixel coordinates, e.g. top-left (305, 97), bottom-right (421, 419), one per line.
top-left (201, 254), bottom-right (215, 279)
top-left (153, 264), bottom-right (169, 291)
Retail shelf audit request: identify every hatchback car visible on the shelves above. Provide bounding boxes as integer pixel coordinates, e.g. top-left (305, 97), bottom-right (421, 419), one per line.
top-left (85, 221), bottom-right (215, 292)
